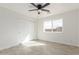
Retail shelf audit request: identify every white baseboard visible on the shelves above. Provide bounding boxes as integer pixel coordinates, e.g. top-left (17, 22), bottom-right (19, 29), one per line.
top-left (0, 42), bottom-right (20, 51)
top-left (38, 39), bottom-right (79, 47)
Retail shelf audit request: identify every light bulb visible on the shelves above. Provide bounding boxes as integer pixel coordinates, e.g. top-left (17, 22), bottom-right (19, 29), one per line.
top-left (38, 10), bottom-right (41, 14)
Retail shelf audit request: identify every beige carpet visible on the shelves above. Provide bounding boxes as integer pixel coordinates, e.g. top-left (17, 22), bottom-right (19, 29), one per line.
top-left (0, 40), bottom-right (79, 55)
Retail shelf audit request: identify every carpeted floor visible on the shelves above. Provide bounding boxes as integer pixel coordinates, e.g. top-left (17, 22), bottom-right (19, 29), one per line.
top-left (0, 40), bottom-right (79, 55)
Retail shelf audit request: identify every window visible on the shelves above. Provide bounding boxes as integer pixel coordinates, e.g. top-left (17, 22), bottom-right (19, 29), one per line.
top-left (53, 19), bottom-right (63, 32)
top-left (43, 19), bottom-right (63, 33)
top-left (43, 20), bottom-right (52, 32)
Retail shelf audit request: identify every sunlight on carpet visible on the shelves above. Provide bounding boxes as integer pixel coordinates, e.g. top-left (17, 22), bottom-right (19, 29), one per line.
top-left (22, 41), bottom-right (46, 47)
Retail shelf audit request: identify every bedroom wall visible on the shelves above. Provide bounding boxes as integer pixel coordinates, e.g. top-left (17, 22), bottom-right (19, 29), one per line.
top-left (0, 7), bottom-right (36, 50)
top-left (78, 10), bottom-right (79, 46)
top-left (37, 9), bottom-right (79, 46)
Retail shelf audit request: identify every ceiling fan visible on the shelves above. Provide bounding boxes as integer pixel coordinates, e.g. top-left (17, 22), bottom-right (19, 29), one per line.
top-left (28, 3), bottom-right (50, 14)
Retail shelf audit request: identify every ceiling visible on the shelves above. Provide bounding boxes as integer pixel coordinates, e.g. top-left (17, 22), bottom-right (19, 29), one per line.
top-left (0, 3), bottom-right (79, 19)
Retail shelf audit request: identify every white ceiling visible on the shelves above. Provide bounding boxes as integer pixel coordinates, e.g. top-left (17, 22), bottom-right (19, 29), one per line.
top-left (0, 3), bottom-right (79, 19)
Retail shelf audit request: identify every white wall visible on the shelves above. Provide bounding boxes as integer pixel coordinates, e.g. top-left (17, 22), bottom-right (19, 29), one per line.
top-left (37, 9), bottom-right (79, 46)
top-left (78, 10), bottom-right (79, 46)
top-left (0, 7), bottom-right (36, 50)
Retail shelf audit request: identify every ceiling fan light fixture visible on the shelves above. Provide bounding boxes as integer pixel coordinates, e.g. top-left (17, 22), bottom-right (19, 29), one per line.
top-left (38, 12), bottom-right (40, 14)
top-left (38, 10), bottom-right (41, 14)
top-left (29, 3), bottom-right (50, 14)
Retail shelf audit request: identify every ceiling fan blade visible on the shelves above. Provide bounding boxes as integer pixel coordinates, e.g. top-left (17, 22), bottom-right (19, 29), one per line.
top-left (41, 9), bottom-right (50, 12)
top-left (31, 3), bottom-right (37, 8)
top-left (42, 3), bottom-right (50, 8)
top-left (29, 9), bottom-right (38, 11)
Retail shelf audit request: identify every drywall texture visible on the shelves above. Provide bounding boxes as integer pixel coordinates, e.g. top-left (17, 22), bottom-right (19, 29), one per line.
top-left (78, 10), bottom-right (79, 46)
top-left (0, 7), bottom-right (36, 50)
top-left (37, 9), bottom-right (79, 47)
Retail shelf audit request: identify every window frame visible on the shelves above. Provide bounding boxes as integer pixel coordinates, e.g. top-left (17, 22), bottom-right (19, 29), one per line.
top-left (43, 19), bottom-right (63, 33)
